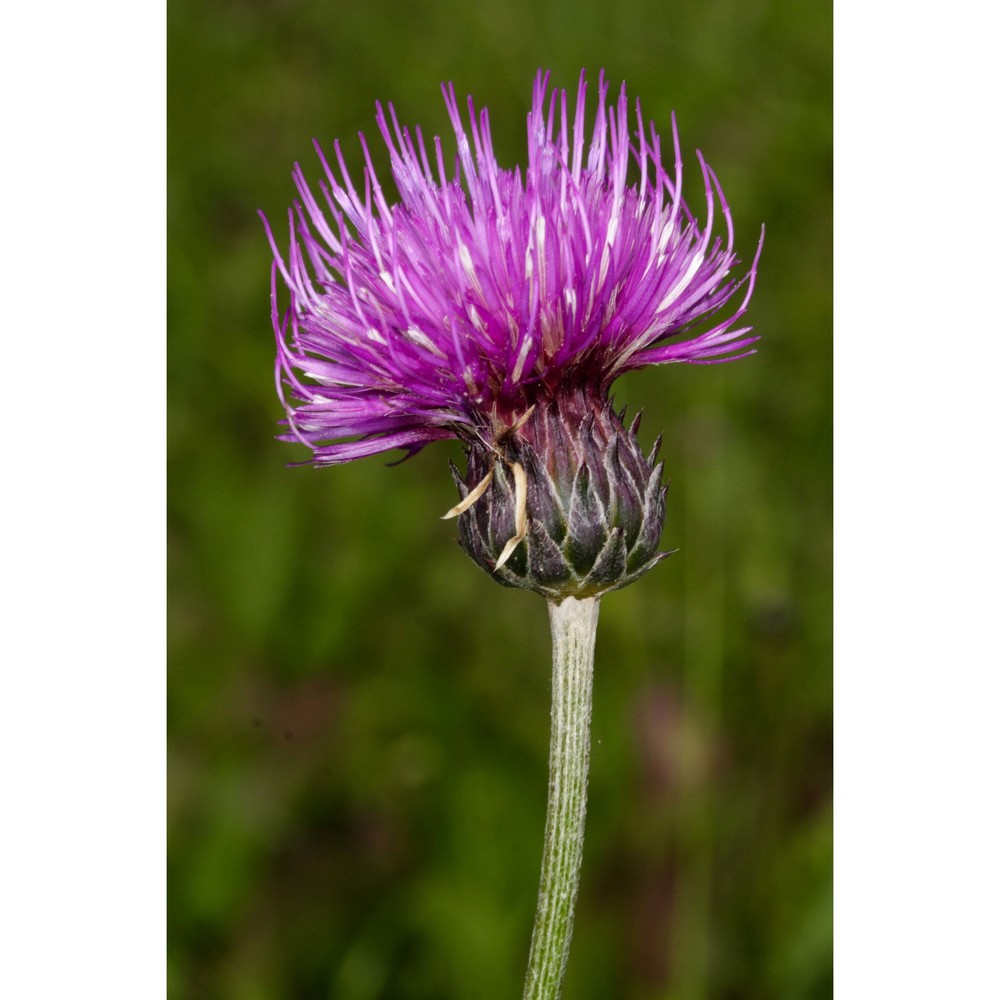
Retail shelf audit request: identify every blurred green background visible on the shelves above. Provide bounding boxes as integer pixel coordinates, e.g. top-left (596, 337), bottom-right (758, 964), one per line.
top-left (168, 0), bottom-right (831, 997)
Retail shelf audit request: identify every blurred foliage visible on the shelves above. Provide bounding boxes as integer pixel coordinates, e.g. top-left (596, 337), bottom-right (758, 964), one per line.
top-left (168, 0), bottom-right (831, 996)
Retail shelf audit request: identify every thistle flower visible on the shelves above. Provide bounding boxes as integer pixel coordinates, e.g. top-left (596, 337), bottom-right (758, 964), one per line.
top-left (264, 71), bottom-right (763, 998)
top-left (263, 70), bottom-right (763, 598)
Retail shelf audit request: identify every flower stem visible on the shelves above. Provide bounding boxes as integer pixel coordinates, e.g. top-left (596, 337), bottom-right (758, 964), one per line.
top-left (522, 595), bottom-right (600, 1000)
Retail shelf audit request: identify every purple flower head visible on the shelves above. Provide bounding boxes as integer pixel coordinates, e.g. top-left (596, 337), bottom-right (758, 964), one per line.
top-left (263, 70), bottom-right (763, 467)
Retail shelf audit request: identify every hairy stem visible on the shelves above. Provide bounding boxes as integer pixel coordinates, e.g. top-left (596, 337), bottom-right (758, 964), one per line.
top-left (522, 595), bottom-right (600, 1000)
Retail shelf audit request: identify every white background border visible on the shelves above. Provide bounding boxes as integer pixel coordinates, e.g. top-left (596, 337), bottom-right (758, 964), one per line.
top-left (835, 0), bottom-right (999, 995)
top-left (2, 1), bottom-right (165, 996)
top-left (3, 0), bottom-right (998, 996)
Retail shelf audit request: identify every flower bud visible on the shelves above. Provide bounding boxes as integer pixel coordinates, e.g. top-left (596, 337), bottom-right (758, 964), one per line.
top-left (452, 390), bottom-right (669, 599)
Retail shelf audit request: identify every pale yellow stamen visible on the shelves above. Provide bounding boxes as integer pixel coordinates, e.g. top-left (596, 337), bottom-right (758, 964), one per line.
top-left (509, 404), bottom-right (536, 434)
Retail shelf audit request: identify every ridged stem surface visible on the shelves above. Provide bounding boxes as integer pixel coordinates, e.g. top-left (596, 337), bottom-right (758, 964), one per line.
top-left (522, 595), bottom-right (600, 1000)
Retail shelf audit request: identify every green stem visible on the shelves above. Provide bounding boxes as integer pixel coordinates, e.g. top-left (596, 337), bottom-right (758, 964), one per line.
top-left (522, 595), bottom-right (600, 1000)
